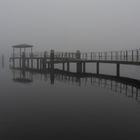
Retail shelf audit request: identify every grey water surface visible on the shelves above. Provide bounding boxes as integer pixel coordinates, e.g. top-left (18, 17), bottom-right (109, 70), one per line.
top-left (0, 57), bottom-right (140, 140)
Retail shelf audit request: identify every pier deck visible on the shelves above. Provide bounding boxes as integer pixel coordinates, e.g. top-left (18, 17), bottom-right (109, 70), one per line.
top-left (9, 46), bottom-right (140, 77)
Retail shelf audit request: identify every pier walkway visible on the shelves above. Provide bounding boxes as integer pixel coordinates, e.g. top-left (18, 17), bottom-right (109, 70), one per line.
top-left (9, 44), bottom-right (140, 77)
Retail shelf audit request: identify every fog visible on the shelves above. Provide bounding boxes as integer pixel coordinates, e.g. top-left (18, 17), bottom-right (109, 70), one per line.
top-left (0, 0), bottom-right (140, 54)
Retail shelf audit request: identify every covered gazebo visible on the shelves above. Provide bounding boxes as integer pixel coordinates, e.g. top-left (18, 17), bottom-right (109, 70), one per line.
top-left (12, 44), bottom-right (33, 57)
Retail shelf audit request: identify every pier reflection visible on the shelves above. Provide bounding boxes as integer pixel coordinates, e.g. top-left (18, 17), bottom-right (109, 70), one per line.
top-left (10, 67), bottom-right (140, 103)
top-left (12, 69), bottom-right (33, 83)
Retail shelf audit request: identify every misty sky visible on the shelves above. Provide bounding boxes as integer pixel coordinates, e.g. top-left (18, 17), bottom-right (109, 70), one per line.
top-left (0, 0), bottom-right (140, 53)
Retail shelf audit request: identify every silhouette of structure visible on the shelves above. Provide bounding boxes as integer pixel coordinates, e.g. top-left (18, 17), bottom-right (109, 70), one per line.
top-left (11, 67), bottom-right (140, 103)
top-left (10, 46), bottom-right (140, 77)
top-left (11, 44), bottom-right (33, 68)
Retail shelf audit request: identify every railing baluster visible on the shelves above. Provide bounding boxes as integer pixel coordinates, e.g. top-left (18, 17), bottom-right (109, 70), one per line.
top-left (123, 51), bottom-right (125, 61)
top-left (120, 51), bottom-right (122, 61)
top-left (98, 52), bottom-right (100, 60)
top-left (132, 50), bottom-right (134, 61)
top-left (126, 50), bottom-right (128, 61)
top-left (136, 49), bottom-right (139, 61)
top-left (116, 51), bottom-right (118, 60)
top-left (111, 51), bottom-right (113, 60)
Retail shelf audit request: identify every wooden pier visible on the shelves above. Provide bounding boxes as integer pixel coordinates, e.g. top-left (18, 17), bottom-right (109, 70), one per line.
top-left (9, 44), bottom-right (140, 77)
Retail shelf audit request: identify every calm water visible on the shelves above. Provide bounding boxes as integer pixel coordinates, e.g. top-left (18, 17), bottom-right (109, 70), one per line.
top-left (1, 57), bottom-right (140, 140)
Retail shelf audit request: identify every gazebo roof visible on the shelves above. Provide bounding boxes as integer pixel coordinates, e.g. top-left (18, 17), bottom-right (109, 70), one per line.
top-left (12, 44), bottom-right (33, 48)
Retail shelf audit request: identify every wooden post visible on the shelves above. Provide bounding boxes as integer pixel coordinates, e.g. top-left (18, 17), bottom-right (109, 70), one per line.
top-left (76, 50), bottom-right (82, 73)
top-left (77, 62), bottom-right (82, 73)
top-left (120, 51), bottom-right (122, 60)
top-left (68, 53), bottom-right (70, 59)
top-left (67, 62), bottom-right (70, 72)
top-left (27, 59), bottom-right (29, 68)
top-left (132, 50), bottom-right (134, 61)
top-left (97, 62), bottom-right (99, 75)
top-left (24, 48), bottom-right (26, 56)
top-left (19, 48), bottom-right (22, 68)
top-left (91, 52), bottom-right (92, 60)
top-left (85, 53), bottom-right (87, 60)
top-left (31, 58), bottom-right (33, 69)
top-left (105, 52), bottom-right (107, 60)
top-left (13, 47), bottom-right (15, 68)
top-left (92, 52), bottom-right (94, 60)
top-left (40, 59), bottom-right (42, 70)
top-left (100, 52), bottom-right (102, 60)
top-left (31, 47), bottom-right (33, 55)
top-left (116, 63), bottom-right (120, 77)
top-left (22, 52), bottom-right (25, 69)
top-left (83, 62), bottom-right (86, 73)
top-left (43, 51), bottom-right (47, 70)
top-left (62, 63), bottom-right (65, 71)
top-left (50, 50), bottom-right (54, 70)
top-left (37, 59), bottom-right (39, 69)
top-left (136, 49), bottom-right (139, 61)
top-left (98, 52), bottom-right (100, 60)
top-left (126, 51), bottom-right (128, 61)
top-left (116, 51), bottom-right (118, 60)
top-left (111, 51), bottom-right (113, 60)
top-left (19, 48), bottom-right (22, 57)
top-left (30, 49), bottom-right (33, 69)
top-left (76, 50), bottom-right (81, 59)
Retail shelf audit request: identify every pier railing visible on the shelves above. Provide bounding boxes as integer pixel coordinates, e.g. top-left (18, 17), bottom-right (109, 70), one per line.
top-left (80, 49), bottom-right (140, 61)
top-left (11, 49), bottom-right (140, 62)
top-left (55, 49), bottom-right (140, 62)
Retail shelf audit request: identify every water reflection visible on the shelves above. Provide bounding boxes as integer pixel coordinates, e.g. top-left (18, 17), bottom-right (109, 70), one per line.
top-left (11, 67), bottom-right (140, 103)
top-left (12, 70), bottom-right (33, 83)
